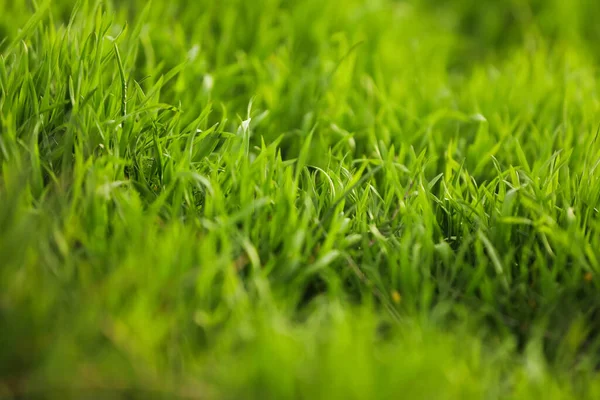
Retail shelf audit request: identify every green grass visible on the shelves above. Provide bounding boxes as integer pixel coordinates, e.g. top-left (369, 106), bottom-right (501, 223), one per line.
top-left (3, 0), bottom-right (600, 398)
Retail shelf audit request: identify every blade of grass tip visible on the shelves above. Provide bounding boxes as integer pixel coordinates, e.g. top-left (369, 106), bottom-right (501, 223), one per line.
top-left (243, 98), bottom-right (255, 159)
top-left (67, 0), bottom-right (82, 30)
top-left (0, 56), bottom-right (7, 93)
top-left (295, 125), bottom-right (316, 182)
top-left (580, 123), bottom-right (600, 189)
top-left (136, 63), bottom-right (187, 110)
top-left (319, 164), bottom-right (383, 235)
top-left (5, 0), bottom-right (50, 55)
top-left (114, 43), bottom-right (127, 119)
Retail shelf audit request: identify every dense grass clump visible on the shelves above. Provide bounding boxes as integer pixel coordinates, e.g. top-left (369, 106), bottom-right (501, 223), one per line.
top-left (3, 0), bottom-right (600, 398)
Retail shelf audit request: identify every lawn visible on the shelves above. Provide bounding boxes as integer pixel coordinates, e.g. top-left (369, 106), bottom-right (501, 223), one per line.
top-left (2, 0), bottom-right (600, 398)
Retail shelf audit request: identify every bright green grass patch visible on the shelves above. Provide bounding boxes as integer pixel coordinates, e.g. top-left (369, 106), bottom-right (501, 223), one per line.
top-left (2, 0), bottom-right (600, 398)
